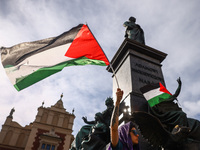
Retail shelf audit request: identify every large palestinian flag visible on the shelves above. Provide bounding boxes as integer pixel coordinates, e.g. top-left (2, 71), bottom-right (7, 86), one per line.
top-left (140, 83), bottom-right (172, 107)
top-left (1, 24), bottom-right (109, 91)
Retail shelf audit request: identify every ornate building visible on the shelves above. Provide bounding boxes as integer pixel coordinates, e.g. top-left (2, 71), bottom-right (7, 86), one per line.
top-left (0, 94), bottom-right (75, 150)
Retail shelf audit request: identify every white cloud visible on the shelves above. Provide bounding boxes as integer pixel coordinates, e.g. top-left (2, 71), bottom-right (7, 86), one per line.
top-left (182, 100), bottom-right (200, 117)
top-left (0, 0), bottom-right (200, 137)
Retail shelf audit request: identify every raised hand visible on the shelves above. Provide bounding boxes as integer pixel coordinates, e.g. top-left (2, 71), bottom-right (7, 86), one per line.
top-left (116, 88), bottom-right (124, 104)
top-left (82, 116), bottom-right (87, 123)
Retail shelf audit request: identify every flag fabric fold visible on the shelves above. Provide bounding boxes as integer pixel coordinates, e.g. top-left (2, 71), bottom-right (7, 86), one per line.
top-left (140, 83), bottom-right (172, 107)
top-left (1, 24), bottom-right (110, 91)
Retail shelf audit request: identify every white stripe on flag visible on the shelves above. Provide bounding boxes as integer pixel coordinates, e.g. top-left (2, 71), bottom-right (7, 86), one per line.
top-left (5, 43), bottom-right (73, 84)
top-left (143, 88), bottom-right (163, 101)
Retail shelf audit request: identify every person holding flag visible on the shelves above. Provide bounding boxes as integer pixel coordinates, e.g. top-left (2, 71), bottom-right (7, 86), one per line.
top-left (109, 88), bottom-right (140, 150)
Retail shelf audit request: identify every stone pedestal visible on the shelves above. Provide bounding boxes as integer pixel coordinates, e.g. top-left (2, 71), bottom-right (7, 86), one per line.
top-left (107, 38), bottom-right (167, 113)
top-left (107, 38), bottom-right (167, 150)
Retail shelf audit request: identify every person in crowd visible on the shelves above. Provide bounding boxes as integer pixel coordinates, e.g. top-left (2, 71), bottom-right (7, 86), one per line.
top-left (109, 88), bottom-right (140, 150)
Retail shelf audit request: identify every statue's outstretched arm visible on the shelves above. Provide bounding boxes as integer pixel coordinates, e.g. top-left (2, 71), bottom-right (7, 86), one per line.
top-left (165, 77), bottom-right (182, 102)
top-left (82, 116), bottom-right (95, 125)
top-left (174, 77), bottom-right (182, 97)
top-left (123, 21), bottom-right (132, 28)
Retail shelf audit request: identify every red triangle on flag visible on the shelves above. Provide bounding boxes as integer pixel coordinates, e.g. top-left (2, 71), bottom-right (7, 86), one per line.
top-left (65, 24), bottom-right (109, 65)
top-left (159, 82), bottom-right (172, 95)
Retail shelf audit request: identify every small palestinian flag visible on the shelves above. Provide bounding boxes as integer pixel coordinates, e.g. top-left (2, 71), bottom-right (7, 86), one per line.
top-left (1, 24), bottom-right (109, 91)
top-left (140, 83), bottom-right (172, 107)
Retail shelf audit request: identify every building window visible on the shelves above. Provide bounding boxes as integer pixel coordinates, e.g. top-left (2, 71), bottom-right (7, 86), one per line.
top-left (3, 130), bottom-right (13, 144)
top-left (40, 143), bottom-right (56, 150)
top-left (52, 114), bottom-right (59, 126)
top-left (16, 133), bottom-right (25, 147)
top-left (51, 145), bottom-right (55, 150)
top-left (39, 129), bottom-right (61, 150)
top-left (41, 143), bottom-right (45, 149)
top-left (41, 112), bottom-right (48, 123)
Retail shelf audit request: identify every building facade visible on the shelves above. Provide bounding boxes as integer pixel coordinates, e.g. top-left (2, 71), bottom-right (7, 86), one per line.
top-left (0, 94), bottom-right (75, 150)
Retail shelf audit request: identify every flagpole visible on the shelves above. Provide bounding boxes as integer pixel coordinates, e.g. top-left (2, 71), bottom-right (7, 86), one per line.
top-left (86, 23), bottom-right (120, 88)
top-left (108, 64), bottom-right (120, 88)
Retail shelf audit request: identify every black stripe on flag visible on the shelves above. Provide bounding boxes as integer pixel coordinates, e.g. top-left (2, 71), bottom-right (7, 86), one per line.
top-left (1, 24), bottom-right (84, 67)
top-left (140, 83), bottom-right (160, 94)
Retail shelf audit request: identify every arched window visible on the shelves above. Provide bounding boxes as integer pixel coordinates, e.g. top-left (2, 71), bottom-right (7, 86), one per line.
top-left (38, 129), bottom-right (61, 150)
top-left (3, 130), bottom-right (13, 144)
top-left (40, 143), bottom-right (56, 150)
top-left (52, 114), bottom-right (59, 126)
top-left (41, 112), bottom-right (48, 123)
top-left (62, 116), bottom-right (69, 128)
top-left (16, 133), bottom-right (25, 147)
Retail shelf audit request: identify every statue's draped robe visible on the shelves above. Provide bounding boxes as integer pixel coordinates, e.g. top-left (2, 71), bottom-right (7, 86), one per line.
top-left (123, 21), bottom-right (145, 44)
top-left (150, 101), bottom-right (200, 141)
top-left (75, 125), bottom-right (93, 149)
top-left (74, 106), bottom-right (114, 150)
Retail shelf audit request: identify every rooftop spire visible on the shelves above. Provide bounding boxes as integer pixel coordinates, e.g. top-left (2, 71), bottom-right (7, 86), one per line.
top-left (8, 107), bottom-right (15, 118)
top-left (52, 93), bottom-right (64, 109)
top-left (60, 93), bottom-right (63, 100)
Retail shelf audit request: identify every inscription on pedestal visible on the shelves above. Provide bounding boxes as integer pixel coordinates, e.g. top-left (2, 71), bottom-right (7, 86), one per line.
top-left (130, 55), bottom-right (165, 93)
top-left (133, 63), bottom-right (164, 83)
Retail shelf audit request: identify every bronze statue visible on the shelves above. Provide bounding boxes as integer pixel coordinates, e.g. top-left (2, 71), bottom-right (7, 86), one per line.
top-left (81, 112), bottom-right (109, 150)
top-left (123, 16), bottom-right (145, 44)
top-left (71, 97), bottom-right (114, 150)
top-left (131, 78), bottom-right (200, 150)
top-left (150, 77), bottom-right (189, 130)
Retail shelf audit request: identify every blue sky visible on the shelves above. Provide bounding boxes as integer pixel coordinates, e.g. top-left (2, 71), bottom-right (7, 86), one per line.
top-left (0, 0), bottom-right (200, 136)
